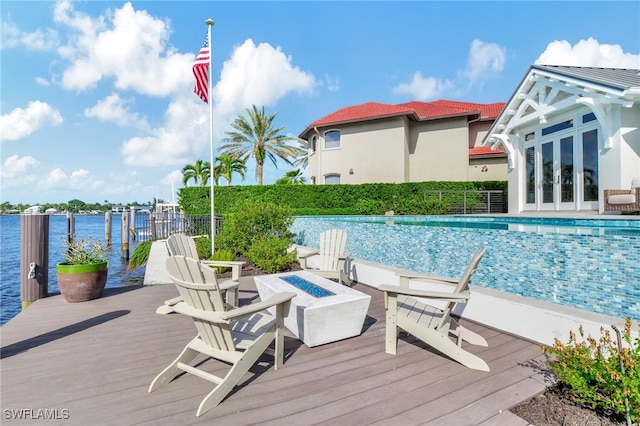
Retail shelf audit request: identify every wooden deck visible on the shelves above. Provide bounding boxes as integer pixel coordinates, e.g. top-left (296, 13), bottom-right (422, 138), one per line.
top-left (1, 278), bottom-right (552, 425)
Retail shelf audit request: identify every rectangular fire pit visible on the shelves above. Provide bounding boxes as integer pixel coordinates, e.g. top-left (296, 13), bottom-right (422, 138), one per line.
top-left (254, 271), bottom-right (371, 347)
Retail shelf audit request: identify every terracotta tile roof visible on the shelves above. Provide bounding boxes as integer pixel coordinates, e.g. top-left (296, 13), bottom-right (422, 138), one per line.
top-left (308, 102), bottom-right (417, 128)
top-left (469, 146), bottom-right (507, 158)
top-left (399, 100), bottom-right (505, 120)
top-left (300, 100), bottom-right (506, 138)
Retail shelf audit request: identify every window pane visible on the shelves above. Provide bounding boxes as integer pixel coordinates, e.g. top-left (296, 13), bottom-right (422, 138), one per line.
top-left (541, 142), bottom-right (554, 204)
top-left (542, 119), bottom-right (573, 136)
top-left (583, 129), bottom-right (598, 201)
top-left (525, 147), bottom-right (535, 204)
top-left (560, 136), bottom-right (574, 203)
top-left (582, 112), bottom-right (596, 123)
top-left (311, 136), bottom-right (317, 152)
top-left (324, 174), bottom-right (340, 184)
top-left (324, 131), bottom-right (341, 149)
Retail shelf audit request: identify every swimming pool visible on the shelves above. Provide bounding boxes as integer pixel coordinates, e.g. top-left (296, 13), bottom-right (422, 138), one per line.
top-left (290, 215), bottom-right (640, 322)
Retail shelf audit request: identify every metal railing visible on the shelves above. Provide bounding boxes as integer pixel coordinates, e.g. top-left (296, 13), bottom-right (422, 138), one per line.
top-left (423, 190), bottom-right (506, 214)
top-left (133, 212), bottom-right (222, 242)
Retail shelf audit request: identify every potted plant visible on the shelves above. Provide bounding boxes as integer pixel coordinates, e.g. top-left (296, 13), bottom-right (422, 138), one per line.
top-left (56, 236), bottom-right (109, 302)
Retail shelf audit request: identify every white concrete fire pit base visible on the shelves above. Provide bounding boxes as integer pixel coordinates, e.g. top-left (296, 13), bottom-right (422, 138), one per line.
top-left (254, 271), bottom-right (371, 347)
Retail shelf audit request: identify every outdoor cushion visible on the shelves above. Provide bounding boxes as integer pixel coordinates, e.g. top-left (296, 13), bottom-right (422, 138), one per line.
top-left (607, 194), bottom-right (636, 204)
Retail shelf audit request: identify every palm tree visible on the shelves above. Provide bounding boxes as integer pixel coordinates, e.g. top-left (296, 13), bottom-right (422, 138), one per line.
top-left (276, 169), bottom-right (306, 185)
top-left (182, 159), bottom-right (211, 186)
top-left (220, 105), bottom-right (305, 185)
top-left (214, 154), bottom-right (247, 186)
top-left (293, 138), bottom-right (309, 169)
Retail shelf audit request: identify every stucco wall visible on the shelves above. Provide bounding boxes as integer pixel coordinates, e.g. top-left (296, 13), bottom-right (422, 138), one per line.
top-left (468, 157), bottom-right (508, 181)
top-left (310, 118), bottom-right (408, 184)
top-left (409, 117), bottom-right (469, 181)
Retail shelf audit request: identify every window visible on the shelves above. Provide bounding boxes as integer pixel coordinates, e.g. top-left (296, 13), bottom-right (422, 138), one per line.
top-left (324, 130), bottom-right (341, 149)
top-left (582, 112), bottom-right (596, 124)
top-left (311, 135), bottom-right (317, 152)
top-left (324, 174), bottom-right (340, 184)
top-left (582, 129), bottom-right (598, 201)
top-left (542, 119), bottom-right (573, 136)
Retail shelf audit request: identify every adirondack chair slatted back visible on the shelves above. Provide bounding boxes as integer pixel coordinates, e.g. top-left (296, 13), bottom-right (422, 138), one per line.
top-left (319, 229), bottom-right (347, 271)
top-left (166, 256), bottom-right (235, 351)
top-left (437, 247), bottom-right (486, 330)
top-left (167, 233), bottom-right (200, 259)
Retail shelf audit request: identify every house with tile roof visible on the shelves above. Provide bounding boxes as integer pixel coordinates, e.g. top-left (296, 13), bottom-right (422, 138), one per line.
top-left (299, 100), bottom-right (507, 186)
top-left (483, 65), bottom-right (640, 214)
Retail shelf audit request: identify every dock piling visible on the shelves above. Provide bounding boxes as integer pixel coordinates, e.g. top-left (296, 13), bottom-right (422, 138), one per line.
top-left (20, 214), bottom-right (49, 309)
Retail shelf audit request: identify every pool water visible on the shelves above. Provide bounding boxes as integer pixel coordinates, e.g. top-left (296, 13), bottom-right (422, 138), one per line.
top-left (290, 215), bottom-right (640, 322)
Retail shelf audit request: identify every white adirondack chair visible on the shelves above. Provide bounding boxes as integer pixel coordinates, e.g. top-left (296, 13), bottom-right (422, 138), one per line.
top-left (164, 233), bottom-right (245, 307)
top-left (379, 247), bottom-right (490, 371)
top-left (298, 229), bottom-right (350, 285)
top-left (149, 255), bottom-right (295, 417)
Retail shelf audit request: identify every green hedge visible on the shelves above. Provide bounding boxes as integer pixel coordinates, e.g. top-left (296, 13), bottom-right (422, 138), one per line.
top-left (178, 181), bottom-right (507, 216)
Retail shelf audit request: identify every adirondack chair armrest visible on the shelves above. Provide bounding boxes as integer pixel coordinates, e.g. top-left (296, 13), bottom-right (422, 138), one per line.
top-left (338, 252), bottom-right (350, 260)
top-left (169, 301), bottom-right (227, 323)
top-left (218, 280), bottom-right (240, 292)
top-left (155, 296), bottom-right (183, 314)
top-left (379, 284), bottom-right (470, 302)
top-left (297, 250), bottom-right (319, 260)
top-left (397, 272), bottom-right (458, 285)
top-left (220, 292), bottom-right (297, 321)
top-left (201, 260), bottom-right (246, 281)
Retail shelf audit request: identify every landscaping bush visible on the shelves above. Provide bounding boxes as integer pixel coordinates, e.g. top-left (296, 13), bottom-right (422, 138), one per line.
top-left (542, 318), bottom-right (639, 422)
top-left (246, 236), bottom-right (297, 273)
top-left (216, 200), bottom-right (295, 256)
top-left (129, 240), bottom-right (153, 269)
top-left (354, 198), bottom-right (386, 215)
top-left (193, 235), bottom-right (212, 260)
top-left (209, 248), bottom-right (235, 274)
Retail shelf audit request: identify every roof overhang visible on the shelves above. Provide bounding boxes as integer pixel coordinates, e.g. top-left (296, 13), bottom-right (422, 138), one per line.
top-left (482, 66), bottom-right (639, 170)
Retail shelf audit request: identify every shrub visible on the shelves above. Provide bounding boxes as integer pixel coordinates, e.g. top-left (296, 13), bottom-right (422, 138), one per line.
top-left (129, 240), bottom-right (152, 269)
top-left (209, 248), bottom-right (235, 274)
top-left (542, 318), bottom-right (639, 422)
top-left (193, 235), bottom-right (212, 259)
top-left (217, 200), bottom-right (295, 255)
top-left (246, 236), bottom-right (297, 274)
top-left (354, 198), bottom-right (386, 215)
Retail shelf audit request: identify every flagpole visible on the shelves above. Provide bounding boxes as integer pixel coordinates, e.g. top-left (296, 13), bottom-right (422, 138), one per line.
top-left (206, 18), bottom-right (215, 255)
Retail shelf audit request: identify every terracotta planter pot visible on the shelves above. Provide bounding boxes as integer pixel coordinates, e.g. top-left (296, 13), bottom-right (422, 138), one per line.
top-left (56, 262), bottom-right (108, 302)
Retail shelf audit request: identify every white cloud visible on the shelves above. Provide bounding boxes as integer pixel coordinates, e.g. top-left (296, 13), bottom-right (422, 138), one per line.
top-left (393, 71), bottom-right (454, 100)
top-left (535, 38), bottom-right (640, 68)
top-left (324, 75), bottom-right (340, 92)
top-left (393, 39), bottom-right (505, 100)
top-left (54, 1), bottom-right (193, 96)
top-left (41, 167), bottom-right (102, 192)
top-left (0, 101), bottom-right (63, 142)
top-left (213, 39), bottom-right (316, 120)
top-left (0, 20), bottom-right (59, 50)
top-left (0, 155), bottom-right (40, 179)
top-left (35, 77), bottom-right (51, 86)
top-left (462, 39), bottom-right (506, 84)
top-left (84, 93), bottom-right (150, 130)
top-left (120, 94), bottom-right (209, 167)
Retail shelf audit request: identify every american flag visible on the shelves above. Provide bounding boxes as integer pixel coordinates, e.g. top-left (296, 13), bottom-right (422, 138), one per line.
top-left (193, 34), bottom-right (210, 103)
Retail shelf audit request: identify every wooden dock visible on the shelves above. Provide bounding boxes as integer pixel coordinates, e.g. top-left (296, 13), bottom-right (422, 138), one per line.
top-left (1, 278), bottom-right (552, 425)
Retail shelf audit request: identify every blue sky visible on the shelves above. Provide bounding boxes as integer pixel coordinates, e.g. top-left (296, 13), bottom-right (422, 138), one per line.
top-left (1, 1), bottom-right (639, 205)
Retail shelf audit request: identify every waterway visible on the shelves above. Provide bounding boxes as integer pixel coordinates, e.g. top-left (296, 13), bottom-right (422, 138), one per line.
top-left (0, 214), bottom-right (144, 326)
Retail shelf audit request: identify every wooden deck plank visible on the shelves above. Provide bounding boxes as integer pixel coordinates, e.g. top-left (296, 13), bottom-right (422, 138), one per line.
top-left (0, 278), bottom-right (546, 425)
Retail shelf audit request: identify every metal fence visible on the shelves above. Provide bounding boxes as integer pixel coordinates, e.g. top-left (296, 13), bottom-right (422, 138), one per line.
top-left (133, 212), bottom-right (222, 242)
top-left (423, 190), bottom-right (506, 214)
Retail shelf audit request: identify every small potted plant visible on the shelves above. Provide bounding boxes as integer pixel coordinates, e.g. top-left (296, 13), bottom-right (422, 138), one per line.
top-left (56, 236), bottom-right (109, 302)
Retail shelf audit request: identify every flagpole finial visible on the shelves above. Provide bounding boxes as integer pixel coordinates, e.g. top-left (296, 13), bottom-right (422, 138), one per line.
top-left (205, 18), bottom-right (214, 27)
